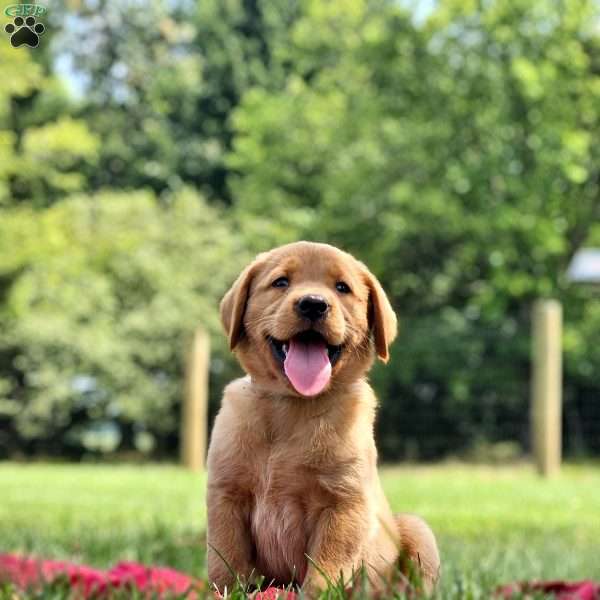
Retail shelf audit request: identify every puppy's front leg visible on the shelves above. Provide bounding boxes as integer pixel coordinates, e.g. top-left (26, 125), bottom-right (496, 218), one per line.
top-left (303, 504), bottom-right (367, 595)
top-left (207, 487), bottom-right (256, 591)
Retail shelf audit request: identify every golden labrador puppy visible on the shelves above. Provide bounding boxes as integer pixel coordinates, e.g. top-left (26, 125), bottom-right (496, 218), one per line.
top-left (207, 242), bottom-right (440, 595)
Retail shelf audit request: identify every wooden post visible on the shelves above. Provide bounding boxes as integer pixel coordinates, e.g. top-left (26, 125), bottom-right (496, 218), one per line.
top-left (181, 328), bottom-right (209, 471)
top-left (531, 300), bottom-right (562, 477)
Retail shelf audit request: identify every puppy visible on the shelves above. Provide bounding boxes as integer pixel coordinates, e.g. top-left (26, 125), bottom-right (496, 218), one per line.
top-left (207, 242), bottom-right (440, 595)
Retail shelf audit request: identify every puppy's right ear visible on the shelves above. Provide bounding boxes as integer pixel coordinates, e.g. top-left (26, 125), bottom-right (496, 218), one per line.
top-left (220, 255), bottom-right (265, 350)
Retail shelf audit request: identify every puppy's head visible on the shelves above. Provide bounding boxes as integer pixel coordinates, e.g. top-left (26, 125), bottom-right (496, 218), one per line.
top-left (220, 242), bottom-right (397, 397)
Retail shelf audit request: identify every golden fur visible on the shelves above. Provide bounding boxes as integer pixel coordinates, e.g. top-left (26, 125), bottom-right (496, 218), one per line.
top-left (207, 241), bottom-right (440, 595)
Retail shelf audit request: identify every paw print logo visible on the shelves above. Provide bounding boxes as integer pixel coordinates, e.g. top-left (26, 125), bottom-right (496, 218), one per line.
top-left (5, 15), bottom-right (45, 48)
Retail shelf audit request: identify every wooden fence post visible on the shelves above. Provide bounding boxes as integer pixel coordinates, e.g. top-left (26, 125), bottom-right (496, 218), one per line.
top-left (531, 300), bottom-right (563, 477)
top-left (181, 328), bottom-right (209, 471)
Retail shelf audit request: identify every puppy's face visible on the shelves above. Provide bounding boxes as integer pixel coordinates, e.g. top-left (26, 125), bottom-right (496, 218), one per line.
top-left (220, 242), bottom-right (397, 397)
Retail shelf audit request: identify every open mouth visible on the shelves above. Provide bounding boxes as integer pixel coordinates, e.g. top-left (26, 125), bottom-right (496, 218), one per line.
top-left (269, 331), bottom-right (342, 367)
top-left (268, 331), bottom-right (342, 396)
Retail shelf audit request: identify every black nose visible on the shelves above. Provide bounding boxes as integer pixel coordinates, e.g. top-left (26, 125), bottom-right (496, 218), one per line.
top-left (296, 295), bottom-right (329, 321)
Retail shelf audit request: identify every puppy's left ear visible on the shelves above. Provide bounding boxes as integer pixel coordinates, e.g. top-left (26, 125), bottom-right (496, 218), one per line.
top-left (220, 255), bottom-right (265, 350)
top-left (362, 267), bottom-right (398, 363)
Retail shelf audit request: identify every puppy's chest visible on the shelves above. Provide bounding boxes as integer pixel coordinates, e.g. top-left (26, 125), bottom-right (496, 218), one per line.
top-left (248, 438), bottom-right (356, 584)
top-left (250, 477), bottom-right (308, 584)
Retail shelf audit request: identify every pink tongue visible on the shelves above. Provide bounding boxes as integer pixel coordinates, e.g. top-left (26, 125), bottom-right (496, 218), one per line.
top-left (284, 337), bottom-right (332, 396)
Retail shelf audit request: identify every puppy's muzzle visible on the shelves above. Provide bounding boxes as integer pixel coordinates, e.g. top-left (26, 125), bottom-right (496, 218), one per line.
top-left (296, 295), bottom-right (329, 321)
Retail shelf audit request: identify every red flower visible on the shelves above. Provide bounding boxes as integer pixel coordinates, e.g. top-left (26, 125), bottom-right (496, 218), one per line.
top-left (0, 553), bottom-right (202, 598)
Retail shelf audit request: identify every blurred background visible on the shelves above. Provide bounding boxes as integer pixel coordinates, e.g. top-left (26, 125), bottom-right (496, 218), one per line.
top-left (1, 0), bottom-right (598, 465)
top-left (1, 1), bottom-right (600, 595)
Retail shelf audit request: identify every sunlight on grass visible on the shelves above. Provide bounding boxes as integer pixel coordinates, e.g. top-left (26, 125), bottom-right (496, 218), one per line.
top-left (381, 463), bottom-right (600, 540)
top-left (1, 462), bottom-right (599, 597)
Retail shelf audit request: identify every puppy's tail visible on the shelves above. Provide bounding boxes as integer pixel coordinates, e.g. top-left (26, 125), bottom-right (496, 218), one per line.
top-left (395, 513), bottom-right (440, 594)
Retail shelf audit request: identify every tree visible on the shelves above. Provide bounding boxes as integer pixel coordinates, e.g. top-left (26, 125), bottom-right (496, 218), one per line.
top-left (229, 0), bottom-right (600, 458)
top-left (2, 0), bottom-right (599, 460)
top-left (0, 44), bottom-right (98, 207)
top-left (52, 0), bottom-right (299, 201)
top-left (0, 188), bottom-right (247, 457)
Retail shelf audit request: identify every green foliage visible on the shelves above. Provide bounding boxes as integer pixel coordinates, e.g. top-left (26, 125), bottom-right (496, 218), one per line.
top-left (0, 38), bottom-right (100, 207)
top-left (0, 190), bottom-right (245, 456)
top-left (229, 0), bottom-right (600, 458)
top-left (0, 0), bottom-right (599, 458)
top-left (51, 0), bottom-right (299, 200)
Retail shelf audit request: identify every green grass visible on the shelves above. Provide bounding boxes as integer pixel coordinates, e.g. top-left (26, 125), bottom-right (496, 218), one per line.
top-left (0, 462), bottom-right (599, 598)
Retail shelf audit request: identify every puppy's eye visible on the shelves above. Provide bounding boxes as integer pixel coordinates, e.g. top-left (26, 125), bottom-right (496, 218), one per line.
top-left (335, 281), bottom-right (351, 294)
top-left (272, 276), bottom-right (289, 288)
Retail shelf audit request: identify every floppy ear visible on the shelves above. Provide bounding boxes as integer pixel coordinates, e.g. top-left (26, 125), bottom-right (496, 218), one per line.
top-left (362, 267), bottom-right (398, 363)
top-left (220, 256), bottom-right (265, 350)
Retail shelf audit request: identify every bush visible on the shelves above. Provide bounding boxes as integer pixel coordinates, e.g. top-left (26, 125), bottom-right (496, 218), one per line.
top-left (0, 188), bottom-right (247, 458)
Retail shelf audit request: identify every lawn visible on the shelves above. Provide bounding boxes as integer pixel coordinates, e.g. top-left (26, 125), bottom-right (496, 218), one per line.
top-left (0, 462), bottom-right (599, 598)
